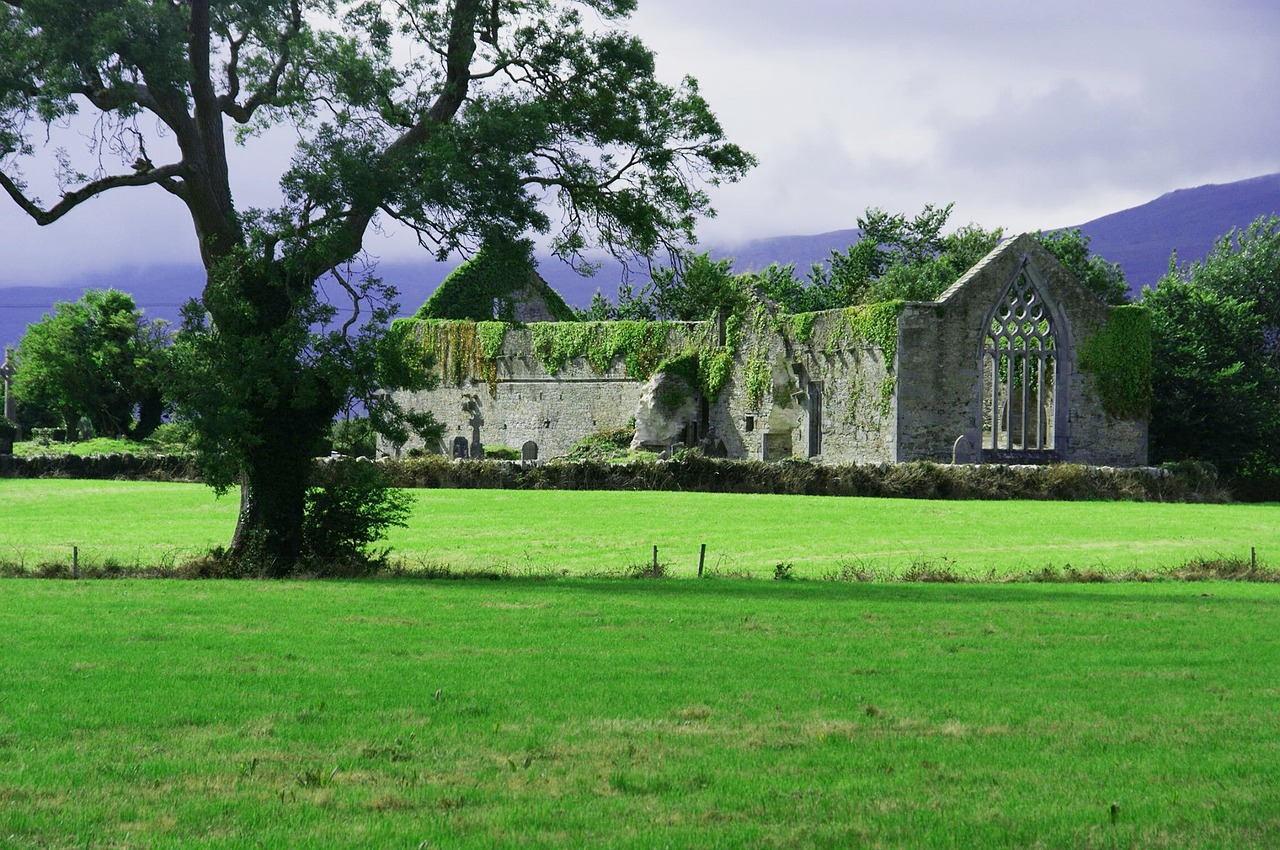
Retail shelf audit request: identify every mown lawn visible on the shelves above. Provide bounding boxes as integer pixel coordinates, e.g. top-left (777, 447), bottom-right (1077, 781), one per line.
top-left (1, 479), bottom-right (1276, 577)
top-left (0, 579), bottom-right (1278, 848)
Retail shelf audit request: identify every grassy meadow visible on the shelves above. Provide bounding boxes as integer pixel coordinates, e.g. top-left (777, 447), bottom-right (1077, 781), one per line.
top-left (1, 479), bottom-right (1276, 577)
top-left (1, 579), bottom-right (1279, 848)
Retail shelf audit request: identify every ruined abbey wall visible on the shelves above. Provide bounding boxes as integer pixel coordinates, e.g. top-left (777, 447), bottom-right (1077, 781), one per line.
top-left (389, 235), bottom-right (1149, 467)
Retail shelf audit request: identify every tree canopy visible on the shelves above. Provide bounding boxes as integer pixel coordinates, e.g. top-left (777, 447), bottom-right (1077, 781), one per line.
top-left (1143, 215), bottom-right (1280, 490)
top-left (0, 0), bottom-right (752, 569)
top-left (13, 288), bottom-right (169, 440)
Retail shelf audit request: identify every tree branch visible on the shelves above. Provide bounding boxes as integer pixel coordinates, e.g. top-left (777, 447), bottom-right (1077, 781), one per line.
top-left (219, 0), bottom-right (303, 124)
top-left (0, 163), bottom-right (186, 226)
top-left (309, 0), bottom-right (483, 279)
top-left (329, 265), bottom-right (361, 341)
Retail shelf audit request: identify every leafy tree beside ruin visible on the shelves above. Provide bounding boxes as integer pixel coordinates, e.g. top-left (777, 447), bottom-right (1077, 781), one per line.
top-left (13, 288), bottom-right (169, 440)
top-left (0, 0), bottom-right (752, 571)
top-left (1144, 215), bottom-right (1280, 490)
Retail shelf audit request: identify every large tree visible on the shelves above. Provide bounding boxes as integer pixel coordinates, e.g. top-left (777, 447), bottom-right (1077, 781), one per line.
top-left (13, 288), bottom-right (169, 439)
top-left (0, 1), bottom-right (751, 570)
top-left (1143, 215), bottom-right (1280, 486)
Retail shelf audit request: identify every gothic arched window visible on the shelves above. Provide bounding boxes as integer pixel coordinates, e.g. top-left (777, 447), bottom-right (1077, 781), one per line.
top-left (981, 267), bottom-right (1060, 455)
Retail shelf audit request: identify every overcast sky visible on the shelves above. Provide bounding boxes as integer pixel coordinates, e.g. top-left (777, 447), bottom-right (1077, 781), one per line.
top-left (2, 0), bottom-right (1278, 285)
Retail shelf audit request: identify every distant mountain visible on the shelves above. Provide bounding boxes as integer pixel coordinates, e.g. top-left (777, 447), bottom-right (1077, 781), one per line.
top-left (710, 228), bottom-right (862, 273)
top-left (1069, 173), bottom-right (1280, 294)
top-left (3, 174), bottom-right (1278, 348)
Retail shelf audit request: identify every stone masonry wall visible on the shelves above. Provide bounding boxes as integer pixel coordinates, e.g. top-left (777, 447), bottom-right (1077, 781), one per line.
top-left (391, 324), bottom-right (665, 459)
top-left (717, 308), bottom-right (895, 464)
top-left (391, 235), bottom-right (1147, 467)
top-left (894, 235), bottom-right (1147, 466)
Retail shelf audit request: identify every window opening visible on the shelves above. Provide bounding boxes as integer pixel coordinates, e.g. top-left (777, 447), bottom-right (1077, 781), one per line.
top-left (981, 268), bottom-right (1058, 457)
top-left (807, 382), bottom-right (823, 457)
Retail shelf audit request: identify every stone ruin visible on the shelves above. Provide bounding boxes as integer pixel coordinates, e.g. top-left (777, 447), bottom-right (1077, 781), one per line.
top-left (388, 235), bottom-right (1149, 467)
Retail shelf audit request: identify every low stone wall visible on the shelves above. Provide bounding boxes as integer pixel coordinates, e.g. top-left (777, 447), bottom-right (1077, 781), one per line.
top-left (378, 456), bottom-right (1227, 503)
top-left (0, 453), bottom-right (202, 481)
top-left (0, 452), bottom-right (1232, 503)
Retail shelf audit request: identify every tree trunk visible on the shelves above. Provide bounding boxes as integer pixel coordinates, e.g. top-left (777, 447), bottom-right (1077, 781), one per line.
top-left (213, 262), bottom-right (341, 576)
top-left (230, 405), bottom-right (329, 576)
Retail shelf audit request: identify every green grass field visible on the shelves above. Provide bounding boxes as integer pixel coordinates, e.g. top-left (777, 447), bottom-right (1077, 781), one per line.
top-left (1, 479), bottom-right (1276, 577)
top-left (2, 579), bottom-right (1278, 848)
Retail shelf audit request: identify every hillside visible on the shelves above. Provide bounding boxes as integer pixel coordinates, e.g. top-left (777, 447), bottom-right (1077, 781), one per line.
top-left (1071, 173), bottom-right (1280, 292)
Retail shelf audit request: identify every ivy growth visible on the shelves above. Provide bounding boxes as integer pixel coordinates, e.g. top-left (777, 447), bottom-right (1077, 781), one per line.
top-left (847, 301), bottom-right (905, 365)
top-left (744, 354), bottom-right (772, 409)
top-left (530, 321), bottom-right (675, 378)
top-left (410, 319), bottom-right (504, 397)
top-left (415, 240), bottom-right (577, 323)
top-left (789, 312), bottom-right (817, 344)
top-left (1077, 305), bottom-right (1153, 420)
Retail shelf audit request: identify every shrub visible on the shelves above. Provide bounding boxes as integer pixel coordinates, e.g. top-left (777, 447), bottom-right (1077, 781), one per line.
top-left (329, 417), bottom-right (377, 458)
top-left (0, 416), bottom-right (16, 439)
top-left (567, 426), bottom-right (636, 462)
top-left (482, 445), bottom-right (521, 460)
top-left (301, 458), bottom-right (414, 575)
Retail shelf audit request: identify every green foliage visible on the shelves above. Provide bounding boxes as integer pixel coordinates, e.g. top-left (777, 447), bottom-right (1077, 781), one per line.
top-left (1180, 215), bottom-right (1280, 373)
top-left (845, 301), bottom-right (906, 364)
top-left (531, 321), bottom-right (673, 379)
top-left (476, 321), bottom-right (508, 359)
top-left (412, 319), bottom-right (505, 395)
top-left (651, 351), bottom-right (699, 412)
top-left (1077, 306), bottom-right (1153, 420)
top-left (12, 289), bottom-right (170, 440)
top-left (698, 345), bottom-right (736, 401)
top-left (329, 417), bottom-right (377, 458)
top-left (877, 375), bottom-right (896, 418)
top-left (575, 282), bottom-right (657, 322)
top-left (301, 459), bottom-right (414, 574)
top-left (788, 312), bottom-right (817, 344)
top-left (645, 252), bottom-right (746, 320)
top-left (567, 426), bottom-right (638, 462)
top-left (481, 445), bottom-right (521, 460)
top-left (814, 205), bottom-right (1004, 306)
top-left (750, 263), bottom-right (842, 314)
top-left (744, 355), bottom-right (772, 409)
top-left (1034, 228), bottom-right (1130, 305)
top-left (416, 240), bottom-right (577, 322)
top-left (1140, 215), bottom-right (1280, 484)
top-left (1144, 276), bottom-right (1277, 477)
top-left (0, 416), bottom-right (15, 440)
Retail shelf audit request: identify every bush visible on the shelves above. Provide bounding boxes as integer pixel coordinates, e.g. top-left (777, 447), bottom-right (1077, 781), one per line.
top-left (482, 445), bottom-right (521, 460)
top-left (0, 417), bottom-right (16, 439)
top-left (567, 426), bottom-right (636, 461)
top-left (301, 458), bottom-right (414, 574)
top-left (147, 421), bottom-right (198, 454)
top-left (329, 417), bottom-right (377, 458)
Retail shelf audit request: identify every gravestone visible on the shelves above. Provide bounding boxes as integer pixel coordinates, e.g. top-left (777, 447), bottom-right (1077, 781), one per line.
top-left (1, 347), bottom-right (15, 423)
top-left (521, 440), bottom-right (538, 461)
top-left (452, 436), bottom-right (469, 459)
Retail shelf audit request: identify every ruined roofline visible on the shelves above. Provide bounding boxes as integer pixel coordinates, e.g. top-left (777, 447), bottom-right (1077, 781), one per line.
top-left (935, 234), bottom-right (1033, 304)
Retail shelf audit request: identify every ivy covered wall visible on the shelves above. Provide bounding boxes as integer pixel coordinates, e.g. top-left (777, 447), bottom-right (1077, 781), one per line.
top-left (415, 241), bottom-right (577, 323)
top-left (388, 235), bottom-right (1148, 467)
top-left (1077, 305), bottom-right (1153, 421)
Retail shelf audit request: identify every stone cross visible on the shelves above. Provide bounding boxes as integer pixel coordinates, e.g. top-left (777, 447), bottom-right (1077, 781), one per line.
top-left (0, 347), bottom-right (15, 425)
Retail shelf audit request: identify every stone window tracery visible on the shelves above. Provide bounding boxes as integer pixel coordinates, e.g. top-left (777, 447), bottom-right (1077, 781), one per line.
top-left (981, 267), bottom-right (1059, 456)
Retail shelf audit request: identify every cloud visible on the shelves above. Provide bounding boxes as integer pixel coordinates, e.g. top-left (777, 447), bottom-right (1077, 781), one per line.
top-left (4, 0), bottom-right (1280, 286)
